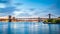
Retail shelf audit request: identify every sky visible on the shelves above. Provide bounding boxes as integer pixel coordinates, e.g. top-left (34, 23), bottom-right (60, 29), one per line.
top-left (0, 0), bottom-right (60, 18)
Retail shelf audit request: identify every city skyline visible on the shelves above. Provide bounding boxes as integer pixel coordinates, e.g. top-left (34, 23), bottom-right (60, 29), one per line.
top-left (0, 0), bottom-right (60, 18)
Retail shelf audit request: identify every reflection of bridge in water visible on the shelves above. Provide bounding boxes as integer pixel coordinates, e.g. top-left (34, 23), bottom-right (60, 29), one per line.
top-left (0, 14), bottom-right (59, 22)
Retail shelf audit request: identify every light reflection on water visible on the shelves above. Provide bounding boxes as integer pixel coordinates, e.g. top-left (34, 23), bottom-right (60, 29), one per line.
top-left (0, 22), bottom-right (60, 34)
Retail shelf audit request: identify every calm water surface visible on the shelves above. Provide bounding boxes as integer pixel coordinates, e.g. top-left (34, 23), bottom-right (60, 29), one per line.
top-left (0, 22), bottom-right (60, 34)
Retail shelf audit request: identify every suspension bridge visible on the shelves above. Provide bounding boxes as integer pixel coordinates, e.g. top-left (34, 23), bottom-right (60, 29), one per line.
top-left (0, 13), bottom-right (59, 22)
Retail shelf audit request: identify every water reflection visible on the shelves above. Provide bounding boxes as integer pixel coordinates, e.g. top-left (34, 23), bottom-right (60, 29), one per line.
top-left (0, 22), bottom-right (60, 34)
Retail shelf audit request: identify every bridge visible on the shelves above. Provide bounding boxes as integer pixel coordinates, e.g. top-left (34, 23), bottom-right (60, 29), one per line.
top-left (0, 13), bottom-right (60, 22)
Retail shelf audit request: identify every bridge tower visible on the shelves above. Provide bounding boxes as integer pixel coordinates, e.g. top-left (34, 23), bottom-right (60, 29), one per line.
top-left (8, 15), bottom-right (11, 34)
top-left (38, 17), bottom-right (41, 22)
top-left (48, 14), bottom-right (51, 19)
top-left (8, 15), bottom-right (12, 22)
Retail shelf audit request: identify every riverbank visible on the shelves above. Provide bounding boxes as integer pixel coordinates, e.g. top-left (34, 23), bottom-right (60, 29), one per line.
top-left (44, 19), bottom-right (60, 24)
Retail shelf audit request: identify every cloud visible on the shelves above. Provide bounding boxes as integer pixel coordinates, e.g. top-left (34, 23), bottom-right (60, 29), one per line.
top-left (0, 12), bottom-right (13, 17)
top-left (0, 6), bottom-right (16, 16)
top-left (12, 3), bottom-right (59, 18)
top-left (0, 13), bottom-right (7, 17)
top-left (0, 3), bottom-right (6, 8)
top-left (13, 9), bottom-right (34, 17)
top-left (0, 6), bottom-right (15, 13)
top-left (13, 8), bottom-right (48, 17)
top-left (0, 0), bottom-right (59, 18)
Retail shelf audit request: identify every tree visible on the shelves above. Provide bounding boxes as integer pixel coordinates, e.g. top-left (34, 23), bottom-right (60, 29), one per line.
top-left (56, 20), bottom-right (60, 24)
top-left (58, 17), bottom-right (60, 18)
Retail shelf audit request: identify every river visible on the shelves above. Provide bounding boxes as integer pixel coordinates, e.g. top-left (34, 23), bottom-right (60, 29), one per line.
top-left (0, 22), bottom-right (60, 34)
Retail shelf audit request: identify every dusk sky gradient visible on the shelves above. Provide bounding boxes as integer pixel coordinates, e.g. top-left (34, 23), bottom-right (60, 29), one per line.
top-left (0, 0), bottom-right (60, 18)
